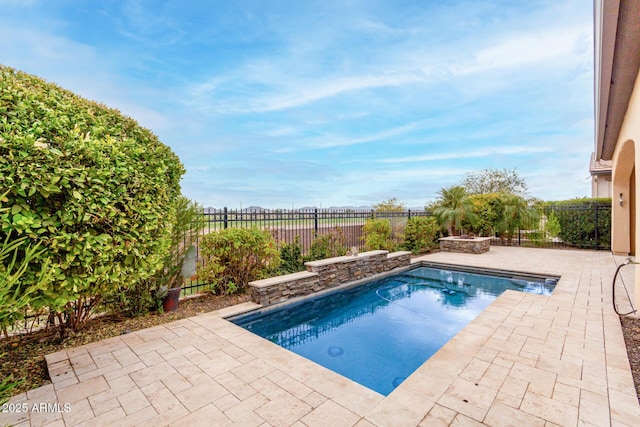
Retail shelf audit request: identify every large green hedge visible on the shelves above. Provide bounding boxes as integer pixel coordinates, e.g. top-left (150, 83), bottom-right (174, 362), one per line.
top-left (0, 66), bottom-right (184, 328)
top-left (545, 198), bottom-right (611, 250)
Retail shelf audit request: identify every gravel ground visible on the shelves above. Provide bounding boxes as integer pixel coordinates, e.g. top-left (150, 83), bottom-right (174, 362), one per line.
top-left (621, 315), bottom-right (640, 402)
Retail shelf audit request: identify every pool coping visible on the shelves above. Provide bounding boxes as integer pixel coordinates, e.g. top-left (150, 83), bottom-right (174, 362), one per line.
top-left (3, 247), bottom-right (639, 426)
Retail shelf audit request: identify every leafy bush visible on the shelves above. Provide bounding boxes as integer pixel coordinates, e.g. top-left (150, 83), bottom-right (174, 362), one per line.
top-left (0, 66), bottom-right (184, 330)
top-left (112, 196), bottom-right (203, 317)
top-left (197, 228), bottom-right (281, 294)
top-left (362, 219), bottom-right (395, 251)
top-left (545, 198), bottom-right (611, 249)
top-left (403, 216), bottom-right (439, 254)
top-left (278, 236), bottom-right (305, 274)
top-left (466, 193), bottom-right (504, 236)
top-left (305, 228), bottom-right (348, 261)
top-left (545, 212), bottom-right (561, 238)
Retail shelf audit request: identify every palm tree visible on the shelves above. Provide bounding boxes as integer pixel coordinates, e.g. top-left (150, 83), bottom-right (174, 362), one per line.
top-left (496, 193), bottom-right (539, 245)
top-left (433, 186), bottom-right (476, 236)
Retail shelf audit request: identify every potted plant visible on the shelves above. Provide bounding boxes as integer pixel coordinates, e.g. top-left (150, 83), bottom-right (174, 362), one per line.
top-left (152, 196), bottom-right (204, 313)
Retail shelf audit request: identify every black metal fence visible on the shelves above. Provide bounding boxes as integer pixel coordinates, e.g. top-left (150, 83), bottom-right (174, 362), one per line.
top-left (201, 208), bottom-right (431, 252)
top-left (488, 202), bottom-right (612, 251)
top-left (182, 203), bottom-right (612, 295)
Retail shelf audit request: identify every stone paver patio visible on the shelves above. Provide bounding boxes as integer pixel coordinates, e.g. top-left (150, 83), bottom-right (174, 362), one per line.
top-left (2, 246), bottom-right (640, 426)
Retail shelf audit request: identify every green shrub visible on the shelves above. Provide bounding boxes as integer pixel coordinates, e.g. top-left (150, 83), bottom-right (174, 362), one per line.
top-left (545, 198), bottom-right (611, 249)
top-left (362, 219), bottom-right (395, 251)
top-left (0, 191), bottom-right (54, 333)
top-left (0, 66), bottom-right (184, 330)
top-left (305, 228), bottom-right (348, 261)
top-left (403, 216), bottom-right (439, 254)
top-left (197, 228), bottom-right (280, 294)
top-left (545, 212), bottom-right (561, 238)
top-left (466, 193), bottom-right (504, 236)
top-left (112, 196), bottom-right (204, 317)
top-left (278, 236), bottom-right (305, 274)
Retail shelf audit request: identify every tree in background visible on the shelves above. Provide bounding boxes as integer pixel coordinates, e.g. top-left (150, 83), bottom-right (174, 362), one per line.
top-left (432, 186), bottom-right (477, 236)
top-left (462, 168), bottom-right (528, 196)
top-left (373, 197), bottom-right (406, 212)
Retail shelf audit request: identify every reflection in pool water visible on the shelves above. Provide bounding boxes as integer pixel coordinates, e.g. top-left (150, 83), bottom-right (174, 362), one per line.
top-left (231, 266), bottom-right (555, 395)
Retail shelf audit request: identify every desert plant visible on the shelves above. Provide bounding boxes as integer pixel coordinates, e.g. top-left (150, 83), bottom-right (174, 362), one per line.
top-left (198, 228), bottom-right (280, 294)
top-left (403, 216), bottom-right (439, 254)
top-left (433, 186), bottom-right (477, 236)
top-left (305, 228), bottom-right (348, 261)
top-left (0, 66), bottom-right (184, 331)
top-left (362, 219), bottom-right (395, 251)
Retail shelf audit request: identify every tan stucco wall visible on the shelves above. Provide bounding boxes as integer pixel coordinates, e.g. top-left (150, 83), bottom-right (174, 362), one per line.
top-left (592, 175), bottom-right (612, 198)
top-left (612, 68), bottom-right (640, 310)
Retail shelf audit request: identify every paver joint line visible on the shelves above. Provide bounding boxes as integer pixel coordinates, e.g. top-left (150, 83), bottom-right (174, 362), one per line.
top-left (4, 247), bottom-right (639, 427)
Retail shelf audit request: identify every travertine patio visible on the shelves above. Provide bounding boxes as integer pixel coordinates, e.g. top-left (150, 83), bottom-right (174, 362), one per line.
top-left (2, 246), bottom-right (639, 426)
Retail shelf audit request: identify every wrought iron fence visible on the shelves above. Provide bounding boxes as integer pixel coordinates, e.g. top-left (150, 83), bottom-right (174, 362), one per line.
top-left (488, 202), bottom-right (612, 250)
top-left (183, 203), bottom-right (612, 295)
top-left (200, 208), bottom-right (430, 252)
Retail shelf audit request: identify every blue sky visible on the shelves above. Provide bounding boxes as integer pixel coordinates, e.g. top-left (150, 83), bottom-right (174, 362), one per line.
top-left (1, 0), bottom-right (594, 208)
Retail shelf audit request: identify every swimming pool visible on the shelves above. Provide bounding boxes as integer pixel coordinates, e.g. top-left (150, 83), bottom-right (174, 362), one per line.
top-left (230, 264), bottom-right (558, 395)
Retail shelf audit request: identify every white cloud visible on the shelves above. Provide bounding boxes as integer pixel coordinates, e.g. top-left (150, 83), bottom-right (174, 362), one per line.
top-left (451, 26), bottom-right (591, 76)
top-left (380, 146), bottom-right (555, 164)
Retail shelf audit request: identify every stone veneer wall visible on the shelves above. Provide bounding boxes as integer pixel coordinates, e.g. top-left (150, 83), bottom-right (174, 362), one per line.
top-left (248, 250), bottom-right (412, 306)
top-left (304, 250), bottom-right (389, 289)
top-left (438, 236), bottom-right (491, 254)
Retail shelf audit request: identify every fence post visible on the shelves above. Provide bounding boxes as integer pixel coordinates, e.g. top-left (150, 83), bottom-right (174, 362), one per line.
top-left (371, 209), bottom-right (375, 219)
top-left (518, 228), bottom-right (521, 245)
top-left (314, 208), bottom-right (319, 234)
top-left (594, 203), bottom-right (599, 250)
top-left (223, 207), bottom-right (228, 229)
top-left (408, 209), bottom-right (411, 219)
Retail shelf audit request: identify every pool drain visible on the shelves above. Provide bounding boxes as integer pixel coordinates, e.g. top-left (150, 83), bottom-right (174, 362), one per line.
top-left (327, 346), bottom-right (344, 357)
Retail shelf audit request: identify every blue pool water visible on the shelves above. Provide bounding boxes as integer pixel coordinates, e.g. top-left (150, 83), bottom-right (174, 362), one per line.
top-left (230, 265), bottom-right (556, 395)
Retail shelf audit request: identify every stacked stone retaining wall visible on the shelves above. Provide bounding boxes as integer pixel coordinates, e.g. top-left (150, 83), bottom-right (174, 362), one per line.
top-left (248, 250), bottom-right (412, 306)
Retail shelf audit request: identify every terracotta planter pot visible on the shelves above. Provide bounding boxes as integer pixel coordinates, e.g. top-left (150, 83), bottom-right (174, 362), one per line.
top-left (162, 287), bottom-right (181, 312)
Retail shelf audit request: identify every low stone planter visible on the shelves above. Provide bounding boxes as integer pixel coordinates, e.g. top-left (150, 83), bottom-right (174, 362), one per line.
top-left (439, 236), bottom-right (491, 254)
